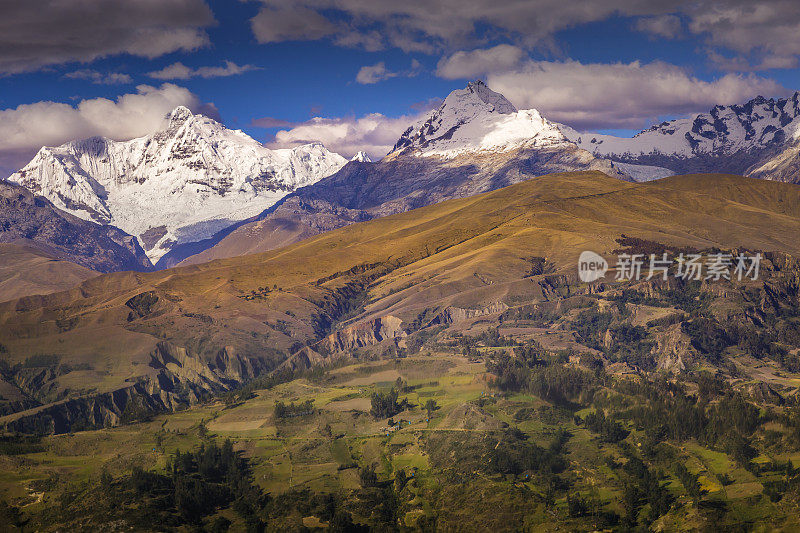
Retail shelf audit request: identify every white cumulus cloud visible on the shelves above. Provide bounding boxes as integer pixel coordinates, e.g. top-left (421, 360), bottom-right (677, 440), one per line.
top-left (356, 59), bottom-right (422, 84)
top-left (268, 111), bottom-right (430, 160)
top-left (635, 14), bottom-right (683, 39)
top-left (485, 60), bottom-right (786, 129)
top-left (436, 48), bottom-right (788, 130)
top-left (0, 84), bottom-right (216, 176)
top-left (436, 44), bottom-right (526, 79)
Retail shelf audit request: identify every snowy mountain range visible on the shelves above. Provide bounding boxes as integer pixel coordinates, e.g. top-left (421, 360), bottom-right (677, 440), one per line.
top-left (385, 81), bottom-right (686, 182)
top-left (560, 92), bottom-right (800, 180)
top-left (7, 81), bottom-right (800, 272)
top-left (6, 106), bottom-right (347, 263)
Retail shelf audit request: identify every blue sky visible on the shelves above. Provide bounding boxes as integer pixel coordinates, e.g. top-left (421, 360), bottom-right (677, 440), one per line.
top-left (2, 0), bottom-right (800, 172)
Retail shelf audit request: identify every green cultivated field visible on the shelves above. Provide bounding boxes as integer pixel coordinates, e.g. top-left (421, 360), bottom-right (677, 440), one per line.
top-left (4, 347), bottom-right (800, 531)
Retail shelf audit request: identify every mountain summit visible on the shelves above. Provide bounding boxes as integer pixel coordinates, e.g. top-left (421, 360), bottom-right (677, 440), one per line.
top-left (7, 106), bottom-right (348, 263)
top-left (390, 80), bottom-right (568, 157)
top-left (351, 151), bottom-right (373, 162)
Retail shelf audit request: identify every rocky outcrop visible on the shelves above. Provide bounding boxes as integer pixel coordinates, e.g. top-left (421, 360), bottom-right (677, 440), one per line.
top-left (650, 323), bottom-right (697, 373)
top-left (318, 315), bottom-right (406, 353)
top-left (149, 341), bottom-right (271, 391)
top-left (278, 346), bottom-right (354, 373)
top-left (428, 302), bottom-right (509, 327)
top-left (1, 377), bottom-right (186, 434)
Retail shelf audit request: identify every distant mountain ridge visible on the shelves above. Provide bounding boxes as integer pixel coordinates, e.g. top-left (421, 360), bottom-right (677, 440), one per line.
top-left (7, 106), bottom-right (347, 263)
top-left (560, 92), bottom-right (800, 180)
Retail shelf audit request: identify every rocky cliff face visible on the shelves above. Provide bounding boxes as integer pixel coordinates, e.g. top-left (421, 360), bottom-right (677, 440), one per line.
top-left (0, 341), bottom-right (272, 435)
top-left (650, 323), bottom-right (696, 373)
top-left (319, 315), bottom-right (406, 353)
top-left (278, 315), bottom-right (408, 372)
top-left (429, 302), bottom-right (510, 327)
top-left (0, 181), bottom-right (152, 272)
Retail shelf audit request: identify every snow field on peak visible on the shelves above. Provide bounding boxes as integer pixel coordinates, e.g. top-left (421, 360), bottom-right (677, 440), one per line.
top-left (8, 108), bottom-right (347, 263)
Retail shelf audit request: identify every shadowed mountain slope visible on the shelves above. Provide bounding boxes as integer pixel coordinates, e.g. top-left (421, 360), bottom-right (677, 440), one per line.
top-left (0, 181), bottom-right (152, 273)
top-left (176, 147), bottom-right (631, 266)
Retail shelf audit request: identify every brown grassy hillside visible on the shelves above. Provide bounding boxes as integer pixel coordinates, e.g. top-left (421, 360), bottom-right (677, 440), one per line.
top-left (0, 244), bottom-right (97, 302)
top-left (1, 171), bottom-right (799, 426)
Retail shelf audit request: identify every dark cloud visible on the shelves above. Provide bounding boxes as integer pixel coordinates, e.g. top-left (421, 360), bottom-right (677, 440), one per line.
top-left (0, 0), bottom-right (215, 74)
top-left (250, 5), bottom-right (336, 43)
top-left (683, 1), bottom-right (800, 72)
top-left (249, 0), bottom-right (676, 52)
top-left (249, 1), bottom-right (800, 71)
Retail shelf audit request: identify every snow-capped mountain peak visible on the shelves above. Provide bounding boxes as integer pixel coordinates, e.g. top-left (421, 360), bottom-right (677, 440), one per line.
top-left (167, 105), bottom-right (193, 124)
top-left (390, 80), bottom-right (568, 158)
top-left (7, 106), bottom-right (347, 264)
top-left (351, 151), bottom-right (372, 162)
top-left (453, 79), bottom-right (518, 115)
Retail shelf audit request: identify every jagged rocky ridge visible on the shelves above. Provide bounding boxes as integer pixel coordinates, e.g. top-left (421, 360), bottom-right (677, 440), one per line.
top-left (561, 92), bottom-right (800, 181)
top-left (7, 106), bottom-right (347, 265)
